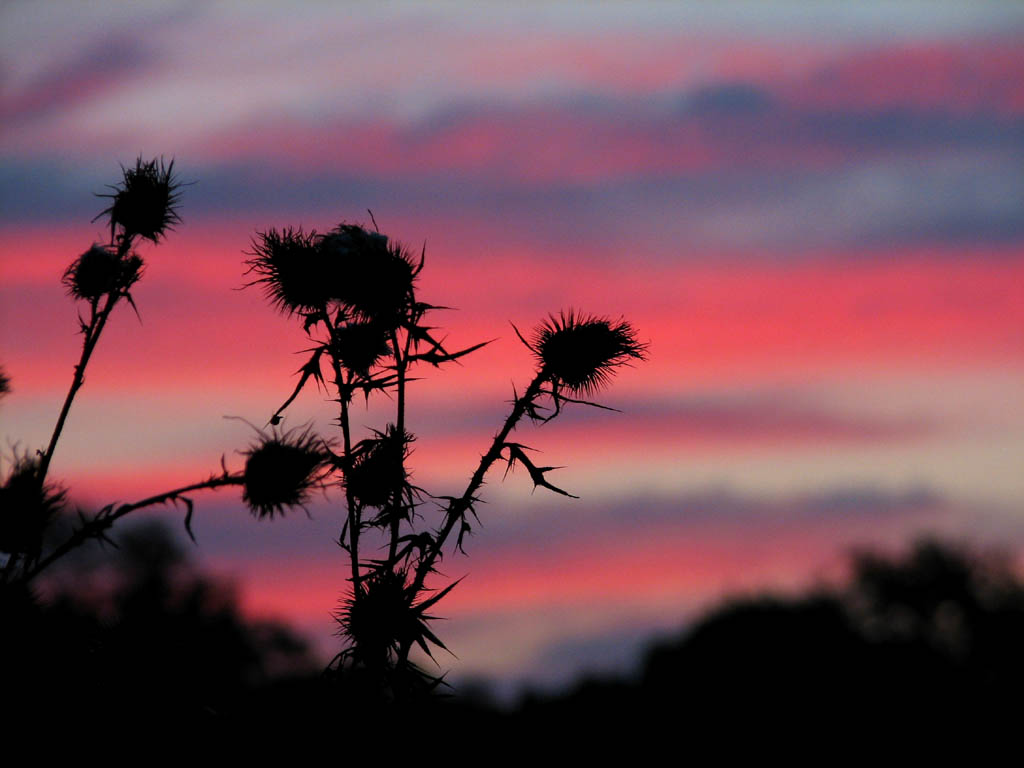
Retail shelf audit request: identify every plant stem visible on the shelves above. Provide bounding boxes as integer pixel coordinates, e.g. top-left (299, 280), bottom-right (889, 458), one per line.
top-left (38, 235), bottom-right (134, 485)
top-left (324, 314), bottom-right (361, 590)
top-left (24, 473), bottom-right (244, 582)
top-left (394, 371), bottom-right (545, 668)
top-left (388, 328), bottom-right (408, 564)
top-left (37, 293), bottom-right (116, 484)
top-left (411, 371), bottom-right (546, 595)
top-left (339, 378), bottom-right (361, 589)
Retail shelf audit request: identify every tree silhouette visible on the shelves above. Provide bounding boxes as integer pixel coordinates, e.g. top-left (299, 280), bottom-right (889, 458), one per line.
top-left (2, 520), bottom-right (314, 723)
top-left (502, 538), bottom-right (1024, 732)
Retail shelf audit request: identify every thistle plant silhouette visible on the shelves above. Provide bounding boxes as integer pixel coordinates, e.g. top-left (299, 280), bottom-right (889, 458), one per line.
top-left (0, 156), bottom-right (647, 707)
top-left (244, 223), bottom-right (647, 701)
top-left (0, 158), bottom-right (258, 595)
top-left (0, 157), bottom-right (236, 590)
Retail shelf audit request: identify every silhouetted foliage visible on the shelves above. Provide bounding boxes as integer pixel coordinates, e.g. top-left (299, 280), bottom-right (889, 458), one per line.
top-left (1, 157), bottom-right (647, 714)
top-left (95, 155), bottom-right (182, 243)
top-left (240, 214), bottom-right (647, 703)
top-left (0, 156), bottom-right (235, 594)
top-left (0, 454), bottom-right (66, 561)
top-left (493, 539), bottom-right (1024, 733)
top-left (528, 309), bottom-right (646, 398)
top-left (241, 425), bottom-right (330, 519)
top-left (2, 521), bottom-right (315, 725)
top-left (62, 243), bottom-right (143, 301)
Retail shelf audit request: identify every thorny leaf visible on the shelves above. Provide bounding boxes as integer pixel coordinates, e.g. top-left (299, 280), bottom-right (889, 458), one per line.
top-left (503, 442), bottom-right (579, 498)
top-left (457, 520), bottom-right (473, 554)
top-left (178, 496), bottom-right (196, 544)
top-left (539, 387), bottom-right (622, 423)
top-left (270, 347), bottom-right (326, 423)
top-left (407, 339), bottom-right (493, 367)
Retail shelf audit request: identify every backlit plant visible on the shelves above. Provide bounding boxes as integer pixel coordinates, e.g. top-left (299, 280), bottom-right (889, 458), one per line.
top-left (0, 157), bottom-right (646, 707)
top-left (243, 219), bottom-right (647, 701)
top-left (1, 157), bottom-right (244, 588)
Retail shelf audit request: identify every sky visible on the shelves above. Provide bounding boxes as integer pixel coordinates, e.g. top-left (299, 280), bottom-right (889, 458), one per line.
top-left (2, 1), bottom-right (1023, 696)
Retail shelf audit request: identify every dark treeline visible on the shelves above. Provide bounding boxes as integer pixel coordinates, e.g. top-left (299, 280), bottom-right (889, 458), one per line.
top-left (1, 521), bottom-right (317, 726)
top-left (488, 537), bottom-right (1024, 735)
top-left (4, 526), bottom-right (1022, 736)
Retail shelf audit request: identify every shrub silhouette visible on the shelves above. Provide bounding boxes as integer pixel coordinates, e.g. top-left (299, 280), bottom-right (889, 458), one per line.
top-left (498, 538), bottom-right (1024, 733)
top-left (2, 520), bottom-right (315, 722)
top-left (0, 157), bottom-right (647, 707)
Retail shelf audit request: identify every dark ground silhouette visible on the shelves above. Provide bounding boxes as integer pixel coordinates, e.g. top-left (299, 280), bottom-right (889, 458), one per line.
top-left (1, 520), bottom-right (316, 726)
top-left (490, 538), bottom-right (1024, 737)
top-left (5, 530), bottom-right (1022, 737)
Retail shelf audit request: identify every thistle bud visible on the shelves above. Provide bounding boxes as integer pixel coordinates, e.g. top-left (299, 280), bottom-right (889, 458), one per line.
top-left (330, 320), bottom-right (391, 377)
top-left (62, 244), bottom-right (143, 301)
top-left (0, 455), bottom-right (65, 556)
top-left (337, 568), bottom-right (416, 661)
top-left (344, 425), bottom-right (410, 509)
top-left (96, 156), bottom-right (182, 243)
top-left (242, 427), bottom-right (328, 519)
top-left (531, 310), bottom-right (647, 396)
top-left (244, 227), bottom-right (330, 316)
top-left (319, 224), bottom-right (419, 327)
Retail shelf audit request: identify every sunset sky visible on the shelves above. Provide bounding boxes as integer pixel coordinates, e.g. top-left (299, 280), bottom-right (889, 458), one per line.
top-left (2, 1), bottom-right (1023, 696)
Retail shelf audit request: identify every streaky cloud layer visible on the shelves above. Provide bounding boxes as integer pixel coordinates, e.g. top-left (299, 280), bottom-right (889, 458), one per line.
top-left (2, 1), bottom-right (1023, 691)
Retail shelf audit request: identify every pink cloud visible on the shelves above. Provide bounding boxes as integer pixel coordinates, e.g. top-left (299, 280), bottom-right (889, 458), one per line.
top-left (5, 223), bottom-right (1023, 401)
top-left (782, 41), bottom-right (1024, 114)
top-left (227, 489), bottom-right (951, 630)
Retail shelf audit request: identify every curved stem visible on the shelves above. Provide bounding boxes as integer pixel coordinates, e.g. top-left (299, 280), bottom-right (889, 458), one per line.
top-left (24, 473), bottom-right (244, 582)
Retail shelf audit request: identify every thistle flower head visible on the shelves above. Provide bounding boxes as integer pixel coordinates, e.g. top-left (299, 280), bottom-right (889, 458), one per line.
top-left (337, 567), bottom-right (451, 666)
top-left (244, 227), bottom-right (331, 317)
top-left (319, 224), bottom-right (420, 327)
top-left (242, 426), bottom-right (329, 519)
top-left (338, 568), bottom-right (413, 661)
top-left (0, 453), bottom-right (66, 556)
top-left (330, 320), bottom-right (391, 378)
top-left (0, 366), bottom-right (9, 399)
top-left (62, 244), bottom-right (143, 302)
top-left (344, 425), bottom-right (411, 509)
top-left (530, 310), bottom-right (647, 396)
top-left (96, 156), bottom-right (182, 243)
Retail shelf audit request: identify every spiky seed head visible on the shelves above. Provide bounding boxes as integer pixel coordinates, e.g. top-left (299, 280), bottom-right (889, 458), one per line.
top-left (330, 320), bottom-right (391, 377)
top-left (319, 224), bottom-right (419, 327)
top-left (242, 427), bottom-right (328, 519)
top-left (0, 367), bottom-right (9, 399)
top-left (532, 310), bottom-right (647, 396)
top-left (344, 425), bottom-right (410, 509)
top-left (337, 568), bottom-right (418, 663)
top-left (62, 244), bottom-right (144, 301)
top-left (96, 156), bottom-right (182, 243)
top-left (244, 227), bottom-right (331, 317)
top-left (0, 454), bottom-right (66, 556)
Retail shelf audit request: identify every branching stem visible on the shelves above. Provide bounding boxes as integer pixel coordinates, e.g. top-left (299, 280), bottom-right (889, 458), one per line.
top-left (25, 473), bottom-right (244, 582)
top-left (38, 236), bottom-right (134, 485)
top-left (412, 371), bottom-right (546, 595)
